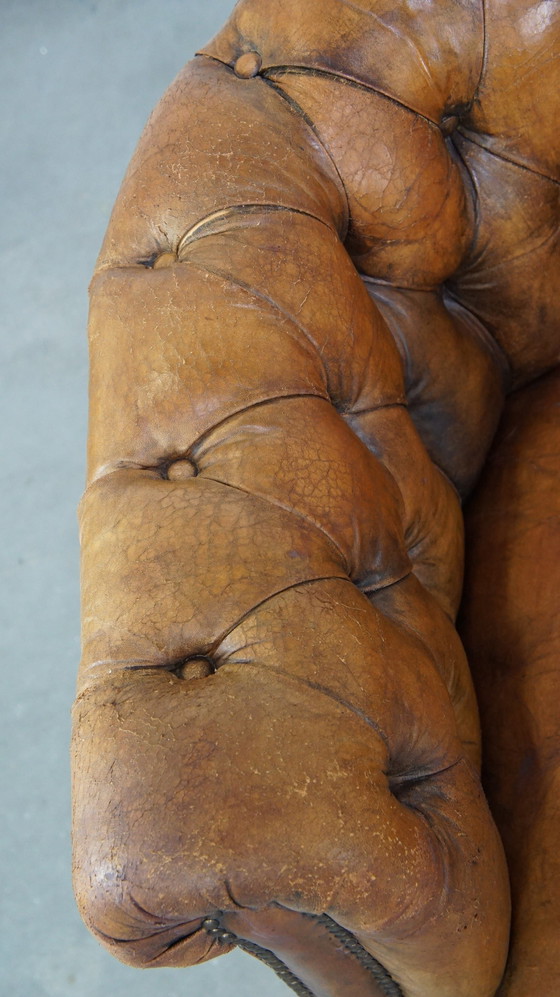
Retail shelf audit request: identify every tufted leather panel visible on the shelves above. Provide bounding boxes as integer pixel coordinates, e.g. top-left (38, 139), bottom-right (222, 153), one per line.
top-left (72, 2), bottom-right (559, 996)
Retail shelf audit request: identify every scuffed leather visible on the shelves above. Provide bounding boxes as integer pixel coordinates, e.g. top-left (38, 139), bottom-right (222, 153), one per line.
top-left (72, 1), bottom-right (559, 995)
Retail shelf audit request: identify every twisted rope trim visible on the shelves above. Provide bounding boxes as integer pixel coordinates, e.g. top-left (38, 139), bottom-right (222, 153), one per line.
top-left (202, 913), bottom-right (404, 996)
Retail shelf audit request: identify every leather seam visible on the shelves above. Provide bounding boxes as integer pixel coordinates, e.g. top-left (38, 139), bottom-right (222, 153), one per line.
top-left (261, 75), bottom-right (351, 240)
top-left (445, 137), bottom-right (481, 278)
top-left (472, 0), bottom-right (488, 107)
top-left (262, 64), bottom-right (438, 127)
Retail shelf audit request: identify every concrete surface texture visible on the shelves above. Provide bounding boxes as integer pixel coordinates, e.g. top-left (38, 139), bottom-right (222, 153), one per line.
top-left (0, 2), bottom-right (286, 994)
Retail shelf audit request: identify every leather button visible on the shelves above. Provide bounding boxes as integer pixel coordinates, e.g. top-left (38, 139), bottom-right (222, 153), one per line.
top-left (440, 114), bottom-right (459, 137)
top-left (174, 655), bottom-right (215, 680)
top-left (152, 251), bottom-right (177, 269)
top-left (234, 51), bottom-right (262, 78)
top-left (167, 457), bottom-right (197, 480)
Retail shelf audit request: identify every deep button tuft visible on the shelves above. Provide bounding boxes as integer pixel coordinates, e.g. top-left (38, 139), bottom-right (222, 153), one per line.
top-left (152, 251), bottom-right (177, 269)
top-left (173, 655), bottom-right (215, 680)
top-left (201, 916), bottom-right (235, 943)
top-left (440, 114), bottom-right (459, 137)
top-left (166, 457), bottom-right (198, 480)
top-left (234, 51), bottom-right (262, 79)
top-left (440, 102), bottom-right (472, 137)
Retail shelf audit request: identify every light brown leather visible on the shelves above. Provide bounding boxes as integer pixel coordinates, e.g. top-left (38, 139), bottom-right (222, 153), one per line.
top-left (72, 1), bottom-right (559, 995)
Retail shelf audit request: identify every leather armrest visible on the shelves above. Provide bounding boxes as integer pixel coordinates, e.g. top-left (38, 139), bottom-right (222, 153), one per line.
top-left (71, 0), bottom-right (560, 989)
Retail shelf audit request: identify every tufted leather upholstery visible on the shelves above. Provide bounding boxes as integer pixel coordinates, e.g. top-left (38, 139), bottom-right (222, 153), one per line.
top-left (72, 2), bottom-right (559, 995)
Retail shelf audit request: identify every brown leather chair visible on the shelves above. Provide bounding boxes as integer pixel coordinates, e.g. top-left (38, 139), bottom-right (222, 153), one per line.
top-left (71, 1), bottom-right (559, 995)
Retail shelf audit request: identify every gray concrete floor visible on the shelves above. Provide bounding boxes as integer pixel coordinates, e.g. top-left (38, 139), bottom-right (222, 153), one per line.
top-left (0, 2), bottom-right (287, 994)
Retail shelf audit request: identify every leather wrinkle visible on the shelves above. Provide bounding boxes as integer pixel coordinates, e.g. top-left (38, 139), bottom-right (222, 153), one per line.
top-left (388, 756), bottom-right (462, 790)
top-left (176, 257), bottom-right (407, 417)
top-left (442, 136), bottom-right (481, 265)
top-left (201, 26), bottom-right (434, 123)
top-left (77, 576), bottom-right (356, 685)
top-left (359, 274), bottom-right (444, 293)
top-left (177, 202), bottom-right (340, 256)
top-left (197, 49), bottom-right (350, 236)
top-left (128, 892), bottom-right (179, 925)
top-left (211, 658), bottom-right (392, 748)
top-left (441, 286), bottom-right (512, 384)
top-left (91, 917), bottom-right (200, 946)
top-left (472, 0), bottom-right (488, 108)
top-left (210, 572), bottom-right (390, 655)
top-left (456, 127), bottom-right (560, 186)
top-left (191, 472), bottom-right (353, 572)
top-left (345, 400), bottom-right (407, 417)
top-left (86, 393), bottom-right (333, 486)
top-left (181, 257), bottom-right (330, 391)
top-left (458, 221), bottom-right (559, 275)
top-left (124, 655), bottom-right (215, 678)
top-left (144, 931), bottom-right (211, 964)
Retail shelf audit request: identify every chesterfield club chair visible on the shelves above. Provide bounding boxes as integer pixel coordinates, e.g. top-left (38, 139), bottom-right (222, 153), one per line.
top-left (71, 1), bottom-right (560, 995)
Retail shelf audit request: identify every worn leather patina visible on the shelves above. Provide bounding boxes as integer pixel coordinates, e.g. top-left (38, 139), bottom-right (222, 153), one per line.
top-left (72, 1), bottom-right (559, 994)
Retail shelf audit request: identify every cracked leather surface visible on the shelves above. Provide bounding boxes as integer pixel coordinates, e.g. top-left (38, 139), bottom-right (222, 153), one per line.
top-left (72, 1), bottom-right (559, 994)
